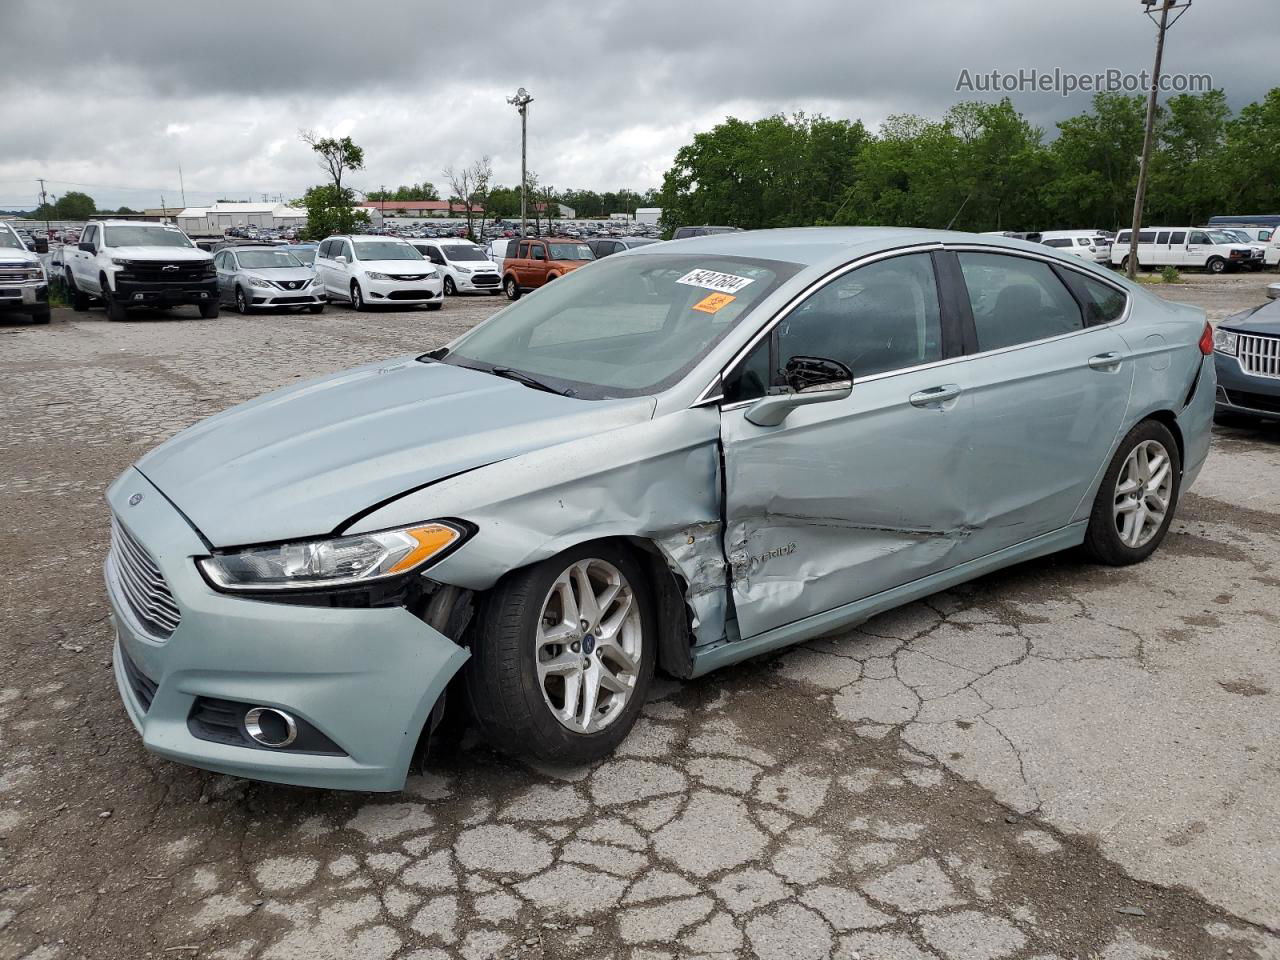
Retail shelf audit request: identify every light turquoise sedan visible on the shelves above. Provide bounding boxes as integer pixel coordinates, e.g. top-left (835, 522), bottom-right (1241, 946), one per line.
top-left (105, 228), bottom-right (1215, 791)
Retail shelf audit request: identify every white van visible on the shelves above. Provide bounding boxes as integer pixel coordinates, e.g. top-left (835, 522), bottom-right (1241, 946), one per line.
top-left (314, 235), bottom-right (443, 310)
top-left (1212, 228), bottom-right (1268, 270)
top-left (1110, 227), bottom-right (1256, 273)
top-left (410, 238), bottom-right (502, 295)
top-left (1040, 230), bottom-right (1111, 264)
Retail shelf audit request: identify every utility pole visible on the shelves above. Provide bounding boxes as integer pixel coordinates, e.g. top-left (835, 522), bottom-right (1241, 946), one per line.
top-left (507, 87), bottom-right (533, 238)
top-left (37, 178), bottom-right (50, 238)
top-left (178, 162), bottom-right (187, 208)
top-left (1126, 0), bottom-right (1192, 280)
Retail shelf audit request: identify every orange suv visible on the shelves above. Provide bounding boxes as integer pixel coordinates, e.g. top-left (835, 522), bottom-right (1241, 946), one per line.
top-left (502, 238), bottom-right (595, 299)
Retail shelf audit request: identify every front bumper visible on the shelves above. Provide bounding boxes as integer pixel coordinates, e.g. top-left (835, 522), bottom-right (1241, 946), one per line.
top-left (0, 278), bottom-right (49, 309)
top-left (114, 277), bottom-right (218, 306)
top-left (250, 286), bottom-right (325, 307)
top-left (452, 272), bottom-right (502, 292)
top-left (105, 468), bottom-right (469, 792)
top-left (363, 275), bottom-right (444, 304)
top-left (1214, 349), bottom-right (1280, 419)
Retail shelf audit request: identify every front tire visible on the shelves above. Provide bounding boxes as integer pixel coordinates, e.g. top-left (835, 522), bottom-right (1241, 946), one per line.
top-left (308, 303), bottom-right (325, 314)
top-left (443, 276), bottom-right (457, 296)
top-left (199, 300), bottom-right (220, 319)
top-left (351, 281), bottom-right (367, 311)
top-left (426, 302), bottom-right (442, 311)
top-left (29, 305), bottom-right (51, 324)
top-left (465, 543), bottom-right (656, 764)
top-left (1207, 257), bottom-right (1227, 274)
top-left (103, 281), bottom-right (127, 322)
top-left (1082, 420), bottom-right (1181, 566)
top-left (235, 287), bottom-right (249, 314)
top-left (66, 271), bottom-right (89, 311)
top-left (504, 276), bottom-right (521, 300)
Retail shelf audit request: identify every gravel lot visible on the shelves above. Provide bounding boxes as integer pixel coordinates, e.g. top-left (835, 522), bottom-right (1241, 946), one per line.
top-left (2, 274), bottom-right (1279, 960)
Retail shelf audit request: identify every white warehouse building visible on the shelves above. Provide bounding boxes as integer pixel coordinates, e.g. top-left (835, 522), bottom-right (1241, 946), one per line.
top-left (177, 202), bottom-right (307, 237)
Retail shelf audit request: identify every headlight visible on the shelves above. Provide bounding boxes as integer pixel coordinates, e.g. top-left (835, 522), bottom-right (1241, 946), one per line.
top-left (198, 522), bottom-right (465, 592)
top-left (202, 262), bottom-right (216, 277)
top-left (453, 266), bottom-right (472, 275)
top-left (426, 269), bottom-right (439, 279)
top-left (111, 258), bottom-right (132, 266)
top-left (247, 276), bottom-right (272, 288)
top-left (365, 271), bottom-right (391, 281)
top-left (1213, 329), bottom-right (1238, 356)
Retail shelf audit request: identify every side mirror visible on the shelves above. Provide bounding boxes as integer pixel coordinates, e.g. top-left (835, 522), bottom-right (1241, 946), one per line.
top-left (335, 255), bottom-right (348, 264)
top-left (1266, 283), bottom-right (1279, 301)
top-left (745, 356), bottom-right (853, 427)
top-left (34, 238), bottom-right (49, 254)
top-left (79, 242), bottom-right (96, 254)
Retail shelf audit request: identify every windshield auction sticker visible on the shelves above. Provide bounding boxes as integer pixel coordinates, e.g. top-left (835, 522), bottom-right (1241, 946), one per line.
top-left (676, 269), bottom-right (755, 294)
top-left (692, 292), bottom-right (736, 314)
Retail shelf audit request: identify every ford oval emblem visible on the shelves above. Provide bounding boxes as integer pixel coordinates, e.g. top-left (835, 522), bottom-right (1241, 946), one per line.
top-left (128, 493), bottom-right (144, 506)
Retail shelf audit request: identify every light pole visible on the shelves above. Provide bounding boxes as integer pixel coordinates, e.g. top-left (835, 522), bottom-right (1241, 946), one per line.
top-left (507, 87), bottom-right (533, 238)
top-left (1126, 0), bottom-right (1192, 280)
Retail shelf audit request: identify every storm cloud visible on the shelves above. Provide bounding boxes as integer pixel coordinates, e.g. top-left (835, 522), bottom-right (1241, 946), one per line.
top-left (1, 0), bottom-right (1273, 210)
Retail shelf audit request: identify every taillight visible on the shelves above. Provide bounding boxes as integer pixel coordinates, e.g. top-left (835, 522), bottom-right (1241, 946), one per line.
top-left (1199, 321), bottom-right (1213, 356)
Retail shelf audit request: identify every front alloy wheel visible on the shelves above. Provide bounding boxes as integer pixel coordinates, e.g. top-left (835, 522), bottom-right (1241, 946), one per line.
top-left (235, 287), bottom-right (248, 314)
top-left (465, 543), bottom-right (654, 763)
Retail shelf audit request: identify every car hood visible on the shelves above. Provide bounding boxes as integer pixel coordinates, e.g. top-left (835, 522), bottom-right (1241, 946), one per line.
top-left (135, 357), bottom-right (656, 547)
top-left (0, 248), bottom-right (38, 264)
top-left (110, 246), bottom-right (210, 262)
top-left (355, 260), bottom-right (435, 274)
top-left (244, 267), bottom-right (316, 284)
top-left (1220, 300), bottom-right (1280, 336)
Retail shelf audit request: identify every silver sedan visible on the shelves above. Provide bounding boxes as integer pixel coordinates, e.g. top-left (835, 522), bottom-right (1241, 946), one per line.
top-left (213, 245), bottom-right (325, 314)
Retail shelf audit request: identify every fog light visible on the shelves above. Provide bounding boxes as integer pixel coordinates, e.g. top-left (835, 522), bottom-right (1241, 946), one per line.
top-left (133, 293), bottom-right (145, 300)
top-left (244, 707), bottom-right (298, 748)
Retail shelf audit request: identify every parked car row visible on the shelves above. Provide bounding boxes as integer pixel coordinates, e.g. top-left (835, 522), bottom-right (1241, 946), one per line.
top-left (0, 220), bottom-right (51, 323)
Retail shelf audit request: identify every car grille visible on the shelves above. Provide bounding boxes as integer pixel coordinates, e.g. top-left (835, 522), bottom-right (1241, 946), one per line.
top-left (117, 261), bottom-right (209, 283)
top-left (1237, 334), bottom-right (1280, 379)
top-left (0, 265), bottom-right (35, 282)
top-left (389, 274), bottom-right (429, 281)
top-left (388, 289), bottom-right (433, 300)
top-left (270, 296), bottom-right (312, 304)
top-left (119, 644), bottom-right (158, 713)
top-left (1222, 388), bottom-right (1280, 414)
top-left (109, 516), bottom-right (182, 638)
top-left (271, 279), bottom-right (309, 290)
top-left (471, 273), bottom-right (500, 286)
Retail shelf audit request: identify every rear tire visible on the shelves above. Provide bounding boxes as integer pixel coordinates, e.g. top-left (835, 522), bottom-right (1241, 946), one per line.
top-left (505, 276), bottom-right (521, 300)
top-left (1082, 420), bottom-right (1181, 566)
top-left (1118, 256), bottom-right (1130, 273)
top-left (66, 271), bottom-right (89, 311)
top-left (465, 542), bottom-right (656, 764)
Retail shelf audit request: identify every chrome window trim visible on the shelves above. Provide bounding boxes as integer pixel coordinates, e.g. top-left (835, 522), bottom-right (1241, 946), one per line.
top-left (696, 242), bottom-right (1132, 409)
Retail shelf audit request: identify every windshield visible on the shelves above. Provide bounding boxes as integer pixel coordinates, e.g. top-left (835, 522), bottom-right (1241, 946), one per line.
top-left (0, 225), bottom-right (24, 249)
top-left (439, 254), bottom-right (800, 399)
top-left (443, 245), bottom-right (489, 261)
top-left (1207, 231), bottom-right (1237, 245)
top-left (237, 250), bottom-right (303, 269)
top-left (353, 241), bottom-right (421, 261)
top-left (287, 247), bottom-right (316, 265)
top-left (104, 224), bottom-right (194, 248)
top-left (548, 242), bottom-right (594, 261)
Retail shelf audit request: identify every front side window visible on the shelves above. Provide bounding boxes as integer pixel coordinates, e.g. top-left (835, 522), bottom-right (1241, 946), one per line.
top-left (81, 226), bottom-right (98, 245)
top-left (1190, 231), bottom-right (1210, 245)
top-left (103, 224), bottom-right (193, 248)
top-left (776, 253), bottom-right (943, 380)
top-left (957, 252), bottom-right (1083, 351)
top-left (1260, 230), bottom-right (1273, 241)
top-left (548, 242), bottom-right (594, 261)
top-left (440, 254), bottom-right (799, 399)
top-left (531, 245), bottom-right (546, 261)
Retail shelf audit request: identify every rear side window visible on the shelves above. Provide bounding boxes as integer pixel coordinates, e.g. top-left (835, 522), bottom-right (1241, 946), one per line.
top-left (1156, 232), bottom-right (1170, 245)
top-left (1169, 231), bottom-right (1187, 244)
top-left (516, 242), bottom-right (529, 258)
top-left (1138, 231), bottom-right (1157, 243)
top-left (1061, 271), bottom-right (1128, 326)
top-left (1044, 238), bottom-right (1071, 248)
top-left (957, 253), bottom-right (1083, 351)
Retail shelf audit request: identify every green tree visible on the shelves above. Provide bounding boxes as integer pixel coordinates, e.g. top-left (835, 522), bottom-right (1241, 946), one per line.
top-left (299, 130), bottom-right (366, 240)
top-left (45, 190), bottom-right (97, 220)
top-left (1220, 88), bottom-right (1280, 212)
top-left (1148, 90), bottom-right (1230, 224)
top-left (367, 182), bottom-right (441, 201)
top-left (1044, 93), bottom-right (1146, 230)
top-left (114, 206), bottom-right (140, 215)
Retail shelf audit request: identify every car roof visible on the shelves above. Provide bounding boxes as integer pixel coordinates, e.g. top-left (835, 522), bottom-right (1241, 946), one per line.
top-left (626, 226), bottom-right (1062, 268)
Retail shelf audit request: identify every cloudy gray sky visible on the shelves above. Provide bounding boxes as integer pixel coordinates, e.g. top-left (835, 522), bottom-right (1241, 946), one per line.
top-left (1, 0), bottom-right (1274, 211)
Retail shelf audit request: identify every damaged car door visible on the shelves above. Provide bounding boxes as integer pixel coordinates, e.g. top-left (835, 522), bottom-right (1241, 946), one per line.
top-left (719, 249), bottom-right (972, 639)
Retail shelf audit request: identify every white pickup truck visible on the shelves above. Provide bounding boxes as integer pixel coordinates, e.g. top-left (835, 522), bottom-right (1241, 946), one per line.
top-left (0, 221), bottom-right (50, 323)
top-left (63, 219), bottom-right (219, 320)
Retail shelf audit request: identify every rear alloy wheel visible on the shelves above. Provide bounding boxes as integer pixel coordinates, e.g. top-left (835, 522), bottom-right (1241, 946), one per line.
top-left (505, 277), bottom-right (521, 300)
top-left (465, 543), bottom-right (654, 763)
top-left (235, 287), bottom-right (249, 314)
top-left (443, 276), bottom-right (457, 296)
top-left (351, 281), bottom-right (366, 311)
top-left (1082, 420), bottom-right (1181, 566)
top-left (1207, 257), bottom-right (1227, 274)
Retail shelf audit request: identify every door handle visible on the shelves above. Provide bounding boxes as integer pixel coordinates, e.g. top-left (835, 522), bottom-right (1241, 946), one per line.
top-left (908, 384), bottom-right (962, 407)
top-left (1088, 352), bottom-right (1123, 371)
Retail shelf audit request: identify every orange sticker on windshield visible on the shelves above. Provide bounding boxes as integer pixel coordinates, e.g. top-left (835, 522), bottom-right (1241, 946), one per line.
top-left (692, 292), bottom-right (736, 314)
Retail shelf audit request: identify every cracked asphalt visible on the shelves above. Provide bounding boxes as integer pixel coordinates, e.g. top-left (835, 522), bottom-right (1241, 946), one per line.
top-left (2, 274), bottom-right (1278, 960)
